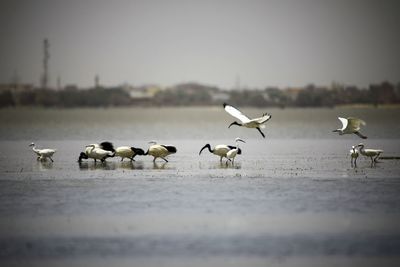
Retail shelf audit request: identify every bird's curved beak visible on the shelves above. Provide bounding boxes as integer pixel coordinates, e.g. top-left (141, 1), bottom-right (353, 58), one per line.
top-left (228, 122), bottom-right (239, 128)
top-left (238, 139), bottom-right (246, 143)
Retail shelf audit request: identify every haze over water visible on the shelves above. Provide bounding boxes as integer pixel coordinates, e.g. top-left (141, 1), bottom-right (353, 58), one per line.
top-left (0, 107), bottom-right (400, 267)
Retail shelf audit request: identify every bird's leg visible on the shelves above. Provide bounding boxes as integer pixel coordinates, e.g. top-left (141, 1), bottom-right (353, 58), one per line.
top-left (153, 157), bottom-right (156, 162)
top-left (120, 158), bottom-right (123, 162)
top-left (256, 127), bottom-right (266, 138)
top-left (162, 157), bottom-right (168, 163)
top-left (49, 157), bottom-right (54, 162)
top-left (130, 157), bottom-right (136, 162)
top-left (351, 158), bottom-right (353, 167)
top-left (94, 159), bottom-right (97, 164)
top-left (220, 156), bottom-right (223, 162)
top-left (374, 155), bottom-right (380, 163)
top-left (370, 157), bottom-right (374, 166)
top-left (354, 131), bottom-right (367, 139)
top-left (354, 158), bottom-right (357, 167)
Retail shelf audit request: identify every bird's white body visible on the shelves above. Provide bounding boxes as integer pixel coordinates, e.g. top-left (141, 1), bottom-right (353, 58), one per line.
top-left (226, 138), bottom-right (245, 164)
top-left (334, 117), bottom-right (367, 138)
top-left (199, 139), bottom-right (244, 163)
top-left (115, 146), bottom-right (135, 160)
top-left (86, 145), bottom-right (114, 161)
top-left (349, 148), bottom-right (359, 159)
top-left (224, 103), bottom-right (271, 138)
top-left (30, 143), bottom-right (56, 162)
top-left (78, 142), bottom-right (116, 163)
top-left (349, 146), bottom-right (359, 167)
top-left (146, 142), bottom-right (177, 162)
top-left (357, 143), bottom-right (383, 165)
top-left (115, 146), bottom-right (145, 161)
top-left (210, 145), bottom-right (233, 160)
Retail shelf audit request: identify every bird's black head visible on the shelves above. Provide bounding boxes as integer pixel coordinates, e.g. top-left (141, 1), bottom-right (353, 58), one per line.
top-left (237, 148), bottom-right (242, 155)
top-left (199, 144), bottom-right (212, 155)
top-left (228, 121), bottom-right (241, 128)
top-left (131, 147), bottom-right (145, 156)
top-left (78, 152), bottom-right (88, 162)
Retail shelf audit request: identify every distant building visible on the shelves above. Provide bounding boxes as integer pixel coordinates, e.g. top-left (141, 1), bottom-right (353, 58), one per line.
top-left (123, 84), bottom-right (162, 99)
top-left (0, 83), bottom-right (34, 92)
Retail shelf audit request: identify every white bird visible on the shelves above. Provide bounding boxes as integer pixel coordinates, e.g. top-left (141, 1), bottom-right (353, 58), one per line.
top-left (349, 145), bottom-right (359, 167)
top-left (199, 141), bottom-right (242, 162)
top-left (357, 143), bottom-right (383, 165)
top-left (115, 146), bottom-right (145, 161)
top-left (333, 117), bottom-right (367, 139)
top-left (223, 103), bottom-right (271, 138)
top-left (29, 142), bottom-right (56, 162)
top-left (78, 141), bottom-right (115, 163)
top-left (145, 141), bottom-right (177, 162)
top-left (226, 138), bottom-right (246, 164)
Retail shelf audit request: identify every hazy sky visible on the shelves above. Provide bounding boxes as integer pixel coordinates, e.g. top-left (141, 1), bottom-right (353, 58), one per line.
top-left (1, 0), bottom-right (399, 89)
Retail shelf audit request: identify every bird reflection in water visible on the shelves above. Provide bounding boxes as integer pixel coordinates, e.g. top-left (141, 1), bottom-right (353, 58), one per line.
top-left (35, 161), bottom-right (53, 171)
top-left (119, 161), bottom-right (144, 170)
top-left (152, 162), bottom-right (168, 170)
top-left (78, 161), bottom-right (117, 171)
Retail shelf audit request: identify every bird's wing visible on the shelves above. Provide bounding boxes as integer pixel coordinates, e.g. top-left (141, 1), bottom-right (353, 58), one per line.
top-left (338, 117), bottom-right (348, 130)
top-left (250, 113), bottom-right (272, 124)
top-left (223, 103), bottom-right (251, 123)
top-left (40, 149), bottom-right (56, 154)
top-left (347, 117), bottom-right (366, 131)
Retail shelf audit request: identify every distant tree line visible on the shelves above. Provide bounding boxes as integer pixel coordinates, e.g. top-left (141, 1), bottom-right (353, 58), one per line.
top-left (1, 81), bottom-right (399, 108)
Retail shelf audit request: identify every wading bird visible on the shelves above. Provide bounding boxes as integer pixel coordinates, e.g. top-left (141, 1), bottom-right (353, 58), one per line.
top-left (223, 103), bottom-right (271, 138)
top-left (145, 141), bottom-right (177, 162)
top-left (29, 142), bottom-right (56, 162)
top-left (349, 145), bottom-right (359, 167)
top-left (333, 117), bottom-right (367, 139)
top-left (115, 146), bottom-right (145, 161)
top-left (226, 138), bottom-right (245, 164)
top-left (357, 143), bottom-right (383, 165)
top-left (199, 140), bottom-right (242, 162)
top-left (78, 141), bottom-right (115, 163)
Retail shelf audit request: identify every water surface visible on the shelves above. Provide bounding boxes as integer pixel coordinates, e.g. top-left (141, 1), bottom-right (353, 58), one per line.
top-left (0, 107), bottom-right (399, 267)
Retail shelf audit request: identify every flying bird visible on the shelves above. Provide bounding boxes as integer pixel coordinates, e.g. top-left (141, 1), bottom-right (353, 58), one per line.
top-left (29, 142), bottom-right (56, 162)
top-left (145, 141), bottom-right (177, 162)
top-left (333, 117), bottom-right (367, 139)
top-left (223, 103), bottom-right (271, 138)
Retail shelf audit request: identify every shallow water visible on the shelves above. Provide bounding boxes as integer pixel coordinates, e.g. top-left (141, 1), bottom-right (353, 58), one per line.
top-left (0, 107), bottom-right (400, 266)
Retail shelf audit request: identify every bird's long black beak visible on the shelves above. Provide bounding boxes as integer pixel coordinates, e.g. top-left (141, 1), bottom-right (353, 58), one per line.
top-left (228, 122), bottom-right (239, 128)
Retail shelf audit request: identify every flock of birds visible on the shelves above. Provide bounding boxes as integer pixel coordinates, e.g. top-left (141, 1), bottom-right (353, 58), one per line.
top-left (29, 103), bottom-right (384, 167)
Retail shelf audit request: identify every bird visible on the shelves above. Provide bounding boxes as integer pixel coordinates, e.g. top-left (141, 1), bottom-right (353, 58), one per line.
top-left (333, 117), bottom-right (367, 139)
top-left (226, 138), bottom-right (245, 164)
top-left (357, 143), bottom-right (383, 165)
top-left (29, 142), bottom-right (56, 162)
top-left (115, 146), bottom-right (145, 161)
top-left (199, 140), bottom-right (242, 162)
top-left (78, 141), bottom-right (115, 163)
top-left (145, 141), bottom-right (177, 162)
top-left (223, 103), bottom-right (271, 138)
top-left (349, 145), bottom-right (359, 167)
